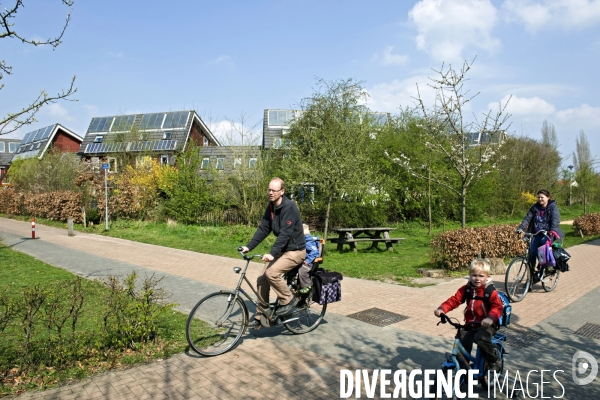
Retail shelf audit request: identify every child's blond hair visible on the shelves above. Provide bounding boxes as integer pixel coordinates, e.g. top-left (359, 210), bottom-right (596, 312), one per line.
top-left (469, 258), bottom-right (491, 276)
top-left (303, 224), bottom-right (310, 236)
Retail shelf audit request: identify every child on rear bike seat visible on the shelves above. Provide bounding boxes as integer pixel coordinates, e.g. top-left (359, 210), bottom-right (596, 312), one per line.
top-left (434, 258), bottom-right (504, 372)
top-left (298, 224), bottom-right (320, 294)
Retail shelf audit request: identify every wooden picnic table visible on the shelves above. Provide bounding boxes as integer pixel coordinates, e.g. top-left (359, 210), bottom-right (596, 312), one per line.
top-left (328, 227), bottom-right (405, 252)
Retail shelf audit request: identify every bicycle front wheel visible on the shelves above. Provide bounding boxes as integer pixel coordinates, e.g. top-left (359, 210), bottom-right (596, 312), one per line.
top-left (505, 256), bottom-right (531, 302)
top-left (541, 269), bottom-right (560, 292)
top-left (284, 290), bottom-right (327, 334)
top-left (186, 292), bottom-right (247, 356)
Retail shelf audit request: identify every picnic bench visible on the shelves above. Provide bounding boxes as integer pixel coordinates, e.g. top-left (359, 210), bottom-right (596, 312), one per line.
top-left (328, 227), bottom-right (405, 252)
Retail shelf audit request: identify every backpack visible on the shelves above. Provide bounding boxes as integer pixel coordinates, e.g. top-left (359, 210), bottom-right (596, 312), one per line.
top-left (463, 284), bottom-right (512, 327)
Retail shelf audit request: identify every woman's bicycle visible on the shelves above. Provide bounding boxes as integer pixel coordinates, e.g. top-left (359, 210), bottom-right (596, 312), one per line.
top-left (430, 313), bottom-right (509, 399)
top-left (504, 230), bottom-right (560, 302)
top-left (185, 247), bottom-right (327, 356)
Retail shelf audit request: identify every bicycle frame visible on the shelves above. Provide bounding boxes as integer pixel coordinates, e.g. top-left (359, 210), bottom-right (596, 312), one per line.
top-left (225, 252), bottom-right (301, 327)
top-left (437, 315), bottom-right (509, 398)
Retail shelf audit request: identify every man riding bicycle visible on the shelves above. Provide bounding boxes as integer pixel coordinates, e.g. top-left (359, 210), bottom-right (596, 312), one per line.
top-left (241, 177), bottom-right (306, 327)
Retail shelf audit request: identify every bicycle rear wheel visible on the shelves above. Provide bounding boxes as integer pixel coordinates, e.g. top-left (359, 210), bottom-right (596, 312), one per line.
top-left (505, 256), bottom-right (531, 302)
top-left (284, 289), bottom-right (327, 334)
top-left (186, 292), bottom-right (247, 356)
top-left (541, 269), bottom-right (560, 292)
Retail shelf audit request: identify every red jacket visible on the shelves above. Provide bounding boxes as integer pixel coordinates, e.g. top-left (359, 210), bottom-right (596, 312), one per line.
top-left (438, 280), bottom-right (503, 325)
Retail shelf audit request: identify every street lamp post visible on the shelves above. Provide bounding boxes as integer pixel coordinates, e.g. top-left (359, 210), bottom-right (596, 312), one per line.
top-left (568, 165), bottom-right (574, 206)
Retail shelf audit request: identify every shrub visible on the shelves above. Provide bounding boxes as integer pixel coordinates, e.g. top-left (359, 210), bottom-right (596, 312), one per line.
top-left (0, 189), bottom-right (83, 223)
top-left (573, 213), bottom-right (600, 236)
top-left (430, 224), bottom-right (526, 270)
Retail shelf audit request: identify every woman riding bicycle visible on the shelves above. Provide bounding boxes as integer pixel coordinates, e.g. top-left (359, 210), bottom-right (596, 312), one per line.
top-left (516, 189), bottom-right (564, 269)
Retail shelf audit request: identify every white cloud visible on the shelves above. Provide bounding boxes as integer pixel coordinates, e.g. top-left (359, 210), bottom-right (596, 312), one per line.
top-left (380, 46), bottom-right (409, 66)
top-left (209, 119), bottom-right (261, 145)
top-left (491, 95), bottom-right (556, 116)
top-left (408, 0), bottom-right (501, 62)
top-left (210, 55), bottom-right (232, 64)
top-left (502, 0), bottom-right (600, 32)
top-left (556, 103), bottom-right (600, 128)
top-left (42, 103), bottom-right (75, 122)
top-left (108, 51), bottom-right (125, 58)
top-left (365, 75), bottom-right (435, 112)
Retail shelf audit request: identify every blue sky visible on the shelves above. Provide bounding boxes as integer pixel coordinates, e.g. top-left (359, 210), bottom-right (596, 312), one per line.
top-left (1, 0), bottom-right (599, 162)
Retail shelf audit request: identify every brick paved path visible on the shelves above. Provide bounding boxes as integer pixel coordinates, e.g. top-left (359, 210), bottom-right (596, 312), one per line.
top-left (2, 217), bottom-right (599, 399)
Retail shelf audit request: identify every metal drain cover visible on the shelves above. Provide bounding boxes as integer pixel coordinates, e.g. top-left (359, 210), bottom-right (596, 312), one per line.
top-left (347, 308), bottom-right (409, 327)
top-left (504, 327), bottom-right (542, 349)
top-left (574, 323), bottom-right (600, 339)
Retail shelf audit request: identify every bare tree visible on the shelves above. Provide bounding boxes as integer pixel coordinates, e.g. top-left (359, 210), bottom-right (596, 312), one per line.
top-left (0, 0), bottom-right (77, 134)
top-left (221, 112), bottom-right (269, 225)
top-left (572, 130), bottom-right (598, 214)
top-left (388, 59), bottom-right (511, 228)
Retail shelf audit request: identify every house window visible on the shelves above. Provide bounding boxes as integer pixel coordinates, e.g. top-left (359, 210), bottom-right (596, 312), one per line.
top-left (94, 136), bottom-right (103, 143)
top-left (35, 143), bottom-right (41, 149)
top-left (200, 158), bottom-right (210, 169)
top-left (216, 157), bottom-right (224, 170)
top-left (233, 157), bottom-right (241, 169)
top-left (163, 131), bottom-right (172, 140)
top-left (0, 143), bottom-right (4, 152)
top-left (29, 144), bottom-right (34, 151)
top-left (139, 132), bottom-right (149, 141)
top-left (9, 143), bottom-right (18, 153)
top-left (160, 155), bottom-right (169, 165)
top-left (108, 157), bottom-right (118, 173)
top-left (274, 138), bottom-right (282, 148)
top-left (249, 158), bottom-right (257, 169)
top-left (203, 136), bottom-right (209, 146)
top-left (268, 110), bottom-right (295, 126)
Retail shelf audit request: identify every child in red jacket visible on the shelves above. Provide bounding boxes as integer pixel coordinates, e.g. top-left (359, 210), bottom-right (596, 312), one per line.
top-left (434, 259), bottom-right (503, 371)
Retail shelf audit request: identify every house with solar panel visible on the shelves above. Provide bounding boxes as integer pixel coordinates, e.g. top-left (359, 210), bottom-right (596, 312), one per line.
top-left (0, 137), bottom-right (22, 181)
top-left (78, 110), bottom-right (220, 172)
top-left (263, 109), bottom-right (391, 149)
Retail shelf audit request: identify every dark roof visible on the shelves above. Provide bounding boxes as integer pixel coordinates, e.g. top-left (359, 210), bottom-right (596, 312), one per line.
top-left (0, 138), bottom-right (22, 167)
top-left (78, 110), bottom-right (219, 157)
top-left (12, 124), bottom-right (82, 161)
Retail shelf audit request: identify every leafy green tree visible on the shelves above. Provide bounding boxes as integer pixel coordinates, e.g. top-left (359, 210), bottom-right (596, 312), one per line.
top-left (283, 78), bottom-right (378, 238)
top-left (10, 147), bottom-right (82, 193)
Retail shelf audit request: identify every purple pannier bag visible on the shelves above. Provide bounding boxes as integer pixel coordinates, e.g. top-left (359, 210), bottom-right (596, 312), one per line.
top-left (537, 242), bottom-right (556, 267)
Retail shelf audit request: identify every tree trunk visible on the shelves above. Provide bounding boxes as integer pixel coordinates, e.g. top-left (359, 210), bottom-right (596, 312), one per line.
top-left (428, 168), bottom-right (432, 235)
top-left (324, 191), bottom-right (333, 240)
top-left (461, 185), bottom-right (467, 229)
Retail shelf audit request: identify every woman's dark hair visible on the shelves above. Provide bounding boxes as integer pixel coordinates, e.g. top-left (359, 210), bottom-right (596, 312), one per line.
top-left (537, 189), bottom-right (551, 198)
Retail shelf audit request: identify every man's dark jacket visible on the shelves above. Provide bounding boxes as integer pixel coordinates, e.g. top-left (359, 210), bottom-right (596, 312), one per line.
top-left (246, 195), bottom-right (306, 258)
top-left (518, 200), bottom-right (564, 240)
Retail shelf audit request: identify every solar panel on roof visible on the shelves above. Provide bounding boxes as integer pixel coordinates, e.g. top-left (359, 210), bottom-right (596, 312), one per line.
top-left (22, 131), bottom-right (34, 144)
top-left (110, 115), bottom-right (135, 132)
top-left (40, 125), bottom-right (54, 139)
top-left (89, 117), bottom-right (114, 132)
top-left (140, 113), bottom-right (164, 130)
top-left (162, 111), bottom-right (188, 129)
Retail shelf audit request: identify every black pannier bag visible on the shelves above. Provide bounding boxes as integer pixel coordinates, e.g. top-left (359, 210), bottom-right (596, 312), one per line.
top-left (312, 269), bottom-right (343, 305)
top-left (553, 247), bottom-right (571, 272)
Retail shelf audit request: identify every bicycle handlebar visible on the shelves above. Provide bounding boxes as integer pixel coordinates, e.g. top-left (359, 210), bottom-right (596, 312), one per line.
top-left (437, 313), bottom-right (477, 330)
top-left (237, 247), bottom-right (261, 261)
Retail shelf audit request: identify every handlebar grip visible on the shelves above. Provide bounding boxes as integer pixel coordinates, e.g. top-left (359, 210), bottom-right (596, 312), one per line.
top-left (238, 246), bottom-right (243, 252)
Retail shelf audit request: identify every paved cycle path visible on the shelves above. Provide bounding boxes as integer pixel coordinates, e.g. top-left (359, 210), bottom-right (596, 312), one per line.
top-left (1, 217), bottom-right (599, 399)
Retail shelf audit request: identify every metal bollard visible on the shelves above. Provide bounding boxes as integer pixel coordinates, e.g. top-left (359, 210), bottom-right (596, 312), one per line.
top-left (31, 217), bottom-right (35, 239)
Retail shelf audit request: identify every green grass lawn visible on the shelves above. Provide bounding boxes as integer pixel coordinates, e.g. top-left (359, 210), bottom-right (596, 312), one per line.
top-left (0, 244), bottom-right (188, 395)
top-left (7, 208), bottom-right (599, 284)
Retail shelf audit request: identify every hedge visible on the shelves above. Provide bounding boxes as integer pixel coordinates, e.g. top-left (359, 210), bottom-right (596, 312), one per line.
top-left (0, 189), bottom-right (83, 223)
top-left (430, 224), bottom-right (526, 270)
top-left (573, 213), bottom-right (600, 236)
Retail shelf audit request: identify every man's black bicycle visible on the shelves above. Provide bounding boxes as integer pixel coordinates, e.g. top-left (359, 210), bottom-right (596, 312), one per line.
top-left (186, 247), bottom-right (327, 356)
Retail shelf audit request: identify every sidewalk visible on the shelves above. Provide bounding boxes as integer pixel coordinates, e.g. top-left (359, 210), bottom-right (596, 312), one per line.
top-left (2, 217), bottom-right (599, 399)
